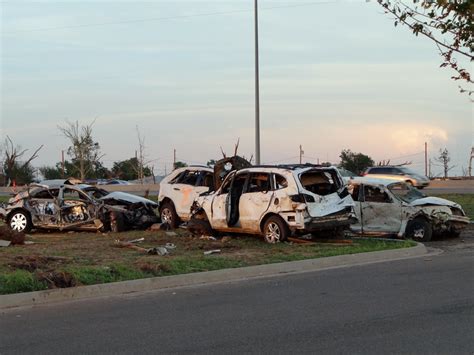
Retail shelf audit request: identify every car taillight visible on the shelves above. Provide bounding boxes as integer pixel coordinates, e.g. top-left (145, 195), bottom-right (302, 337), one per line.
top-left (290, 194), bottom-right (315, 203)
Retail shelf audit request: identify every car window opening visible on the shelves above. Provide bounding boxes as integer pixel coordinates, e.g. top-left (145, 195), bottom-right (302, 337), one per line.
top-left (299, 171), bottom-right (338, 196)
top-left (364, 186), bottom-right (391, 203)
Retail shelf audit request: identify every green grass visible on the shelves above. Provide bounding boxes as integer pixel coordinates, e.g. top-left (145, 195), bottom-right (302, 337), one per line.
top-left (0, 270), bottom-right (48, 294)
top-left (66, 264), bottom-right (148, 285)
top-left (432, 194), bottom-right (474, 220)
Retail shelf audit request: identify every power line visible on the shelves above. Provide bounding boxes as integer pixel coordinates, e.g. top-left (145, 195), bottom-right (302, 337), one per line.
top-left (2, 1), bottom-right (356, 35)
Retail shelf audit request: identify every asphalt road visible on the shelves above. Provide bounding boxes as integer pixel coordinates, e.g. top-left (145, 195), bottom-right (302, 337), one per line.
top-left (1, 238), bottom-right (473, 354)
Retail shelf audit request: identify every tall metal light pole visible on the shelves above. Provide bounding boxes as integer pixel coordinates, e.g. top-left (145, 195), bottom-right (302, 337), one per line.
top-left (254, 0), bottom-right (261, 164)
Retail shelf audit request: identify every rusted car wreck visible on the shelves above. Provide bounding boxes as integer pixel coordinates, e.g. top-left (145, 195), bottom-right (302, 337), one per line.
top-left (348, 178), bottom-right (469, 241)
top-left (0, 180), bottom-right (158, 233)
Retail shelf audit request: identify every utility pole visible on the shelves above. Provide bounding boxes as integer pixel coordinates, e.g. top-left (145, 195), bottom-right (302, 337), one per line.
top-left (469, 147), bottom-right (474, 177)
top-left (173, 149), bottom-right (176, 170)
top-left (254, 0), bottom-right (261, 164)
top-left (299, 145), bottom-right (304, 164)
top-left (61, 150), bottom-right (65, 178)
top-left (424, 142), bottom-right (428, 176)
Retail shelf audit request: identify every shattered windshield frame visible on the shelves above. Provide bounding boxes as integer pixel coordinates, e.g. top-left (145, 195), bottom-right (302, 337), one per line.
top-left (388, 182), bottom-right (425, 203)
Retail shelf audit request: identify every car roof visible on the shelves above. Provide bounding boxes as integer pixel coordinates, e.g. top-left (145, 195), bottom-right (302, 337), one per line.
top-left (39, 178), bottom-right (82, 187)
top-left (234, 165), bottom-right (338, 175)
top-left (349, 177), bottom-right (406, 186)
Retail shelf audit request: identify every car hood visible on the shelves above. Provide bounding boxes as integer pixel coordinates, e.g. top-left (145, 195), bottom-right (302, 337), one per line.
top-left (410, 196), bottom-right (460, 209)
top-left (99, 192), bottom-right (158, 207)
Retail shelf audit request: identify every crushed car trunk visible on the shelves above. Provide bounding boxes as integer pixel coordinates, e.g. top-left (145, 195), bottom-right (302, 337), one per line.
top-left (298, 168), bottom-right (354, 218)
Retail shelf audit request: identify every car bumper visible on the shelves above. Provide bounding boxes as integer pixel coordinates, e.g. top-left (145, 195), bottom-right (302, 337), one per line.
top-left (302, 212), bottom-right (357, 232)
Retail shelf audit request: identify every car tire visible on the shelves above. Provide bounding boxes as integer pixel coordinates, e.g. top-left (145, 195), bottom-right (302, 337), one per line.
top-left (406, 218), bottom-right (433, 242)
top-left (8, 210), bottom-right (32, 233)
top-left (160, 202), bottom-right (179, 229)
top-left (263, 216), bottom-right (289, 244)
top-left (188, 218), bottom-right (214, 237)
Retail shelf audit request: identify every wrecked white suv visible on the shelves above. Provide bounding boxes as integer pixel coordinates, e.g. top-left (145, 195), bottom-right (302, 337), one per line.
top-left (158, 166), bottom-right (214, 227)
top-left (348, 178), bottom-right (469, 241)
top-left (189, 165), bottom-right (356, 243)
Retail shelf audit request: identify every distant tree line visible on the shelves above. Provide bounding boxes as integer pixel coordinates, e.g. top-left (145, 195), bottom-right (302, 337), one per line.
top-left (1, 120), bottom-right (460, 185)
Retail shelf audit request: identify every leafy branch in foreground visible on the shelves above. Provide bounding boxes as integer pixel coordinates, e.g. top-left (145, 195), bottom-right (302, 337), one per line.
top-left (377, 0), bottom-right (473, 96)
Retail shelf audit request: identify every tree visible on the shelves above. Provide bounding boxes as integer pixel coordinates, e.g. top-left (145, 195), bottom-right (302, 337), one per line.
top-left (174, 161), bottom-right (188, 169)
top-left (2, 136), bottom-right (43, 186)
top-left (39, 165), bottom-right (63, 180)
top-left (134, 126), bottom-right (154, 183)
top-left (377, 0), bottom-right (473, 95)
top-left (435, 148), bottom-right (454, 178)
top-left (112, 157), bottom-right (152, 180)
top-left (58, 120), bottom-right (104, 181)
top-left (339, 149), bottom-right (375, 175)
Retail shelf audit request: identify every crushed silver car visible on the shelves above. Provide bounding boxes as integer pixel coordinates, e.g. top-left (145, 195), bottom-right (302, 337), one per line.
top-left (348, 178), bottom-right (469, 241)
top-left (189, 159), bottom-right (356, 243)
top-left (0, 180), bottom-right (158, 233)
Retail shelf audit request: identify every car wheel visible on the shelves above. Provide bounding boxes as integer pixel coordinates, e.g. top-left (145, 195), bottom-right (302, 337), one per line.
top-left (406, 218), bottom-right (433, 242)
top-left (188, 218), bottom-right (214, 237)
top-left (8, 210), bottom-right (32, 233)
top-left (263, 216), bottom-right (289, 244)
top-left (160, 202), bottom-right (179, 228)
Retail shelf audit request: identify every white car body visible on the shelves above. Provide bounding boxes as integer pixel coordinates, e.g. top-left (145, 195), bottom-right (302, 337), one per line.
top-left (348, 178), bottom-right (469, 240)
top-left (191, 165), bottom-right (356, 237)
top-left (158, 166), bottom-right (214, 223)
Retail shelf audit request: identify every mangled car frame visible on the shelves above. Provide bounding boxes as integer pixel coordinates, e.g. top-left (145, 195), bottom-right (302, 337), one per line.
top-left (188, 157), bottom-right (356, 243)
top-left (0, 180), bottom-right (158, 233)
top-left (348, 178), bottom-right (469, 241)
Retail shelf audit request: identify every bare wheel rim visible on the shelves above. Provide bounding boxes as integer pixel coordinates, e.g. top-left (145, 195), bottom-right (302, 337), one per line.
top-left (10, 213), bottom-right (27, 232)
top-left (161, 208), bottom-right (173, 223)
top-left (265, 222), bottom-right (281, 243)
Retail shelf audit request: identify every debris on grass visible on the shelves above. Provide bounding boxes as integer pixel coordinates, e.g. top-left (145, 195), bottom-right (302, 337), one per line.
top-left (199, 235), bottom-right (217, 241)
top-left (203, 249), bottom-right (221, 255)
top-left (127, 237), bottom-right (145, 244)
top-left (165, 231), bottom-right (178, 236)
top-left (0, 240), bottom-right (12, 247)
top-left (114, 240), bottom-right (177, 256)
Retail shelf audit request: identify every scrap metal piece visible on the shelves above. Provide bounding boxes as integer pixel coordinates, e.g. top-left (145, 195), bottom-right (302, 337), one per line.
top-left (0, 240), bottom-right (12, 247)
top-left (203, 249), bottom-right (221, 255)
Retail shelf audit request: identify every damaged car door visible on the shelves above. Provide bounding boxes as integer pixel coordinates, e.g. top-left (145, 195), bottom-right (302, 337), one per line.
top-left (238, 172), bottom-right (273, 232)
top-left (210, 171), bottom-right (235, 229)
top-left (359, 184), bottom-right (402, 234)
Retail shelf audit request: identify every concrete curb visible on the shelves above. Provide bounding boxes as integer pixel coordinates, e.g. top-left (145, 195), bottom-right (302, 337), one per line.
top-left (0, 243), bottom-right (429, 310)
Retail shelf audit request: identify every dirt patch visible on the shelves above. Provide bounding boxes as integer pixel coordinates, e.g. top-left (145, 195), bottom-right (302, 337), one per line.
top-left (136, 262), bottom-right (171, 275)
top-left (36, 271), bottom-right (77, 288)
top-left (0, 225), bottom-right (25, 245)
top-left (8, 255), bottom-right (69, 272)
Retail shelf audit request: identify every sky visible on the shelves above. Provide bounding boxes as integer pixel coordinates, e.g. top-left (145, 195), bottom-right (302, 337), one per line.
top-left (1, 0), bottom-right (473, 177)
